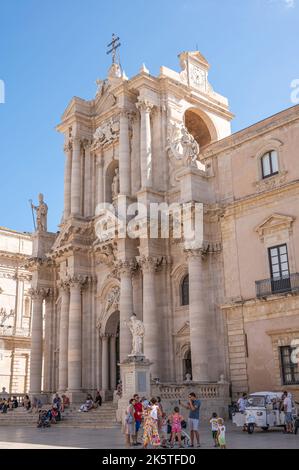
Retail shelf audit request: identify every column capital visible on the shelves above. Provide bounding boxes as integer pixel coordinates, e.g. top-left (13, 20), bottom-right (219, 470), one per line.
top-left (67, 274), bottom-right (88, 289)
top-left (137, 255), bottom-right (159, 274)
top-left (136, 99), bottom-right (154, 114)
top-left (81, 138), bottom-right (92, 151)
top-left (184, 248), bottom-right (206, 261)
top-left (115, 259), bottom-right (137, 277)
top-left (28, 287), bottom-right (49, 301)
top-left (57, 279), bottom-right (70, 293)
top-left (64, 140), bottom-right (73, 153)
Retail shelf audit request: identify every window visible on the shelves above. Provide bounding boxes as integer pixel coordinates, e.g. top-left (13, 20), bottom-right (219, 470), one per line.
top-left (181, 275), bottom-right (189, 306)
top-left (261, 150), bottom-right (279, 179)
top-left (268, 244), bottom-right (291, 293)
top-left (280, 346), bottom-right (299, 385)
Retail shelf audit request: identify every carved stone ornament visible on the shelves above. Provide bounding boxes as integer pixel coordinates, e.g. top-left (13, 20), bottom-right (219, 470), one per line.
top-left (167, 122), bottom-right (201, 186)
top-left (105, 286), bottom-right (120, 314)
top-left (93, 118), bottom-right (120, 148)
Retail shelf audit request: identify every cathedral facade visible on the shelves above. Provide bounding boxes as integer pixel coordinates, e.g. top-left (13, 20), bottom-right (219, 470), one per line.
top-left (27, 50), bottom-right (299, 402)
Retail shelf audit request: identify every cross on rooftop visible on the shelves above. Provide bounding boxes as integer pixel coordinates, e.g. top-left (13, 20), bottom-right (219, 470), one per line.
top-left (106, 33), bottom-right (121, 64)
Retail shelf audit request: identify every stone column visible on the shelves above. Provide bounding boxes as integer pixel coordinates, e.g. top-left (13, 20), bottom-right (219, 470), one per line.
top-left (58, 281), bottom-right (70, 392)
top-left (71, 138), bottom-right (81, 216)
top-left (96, 152), bottom-right (104, 209)
top-left (63, 141), bottom-right (72, 220)
top-left (119, 110), bottom-right (131, 196)
top-left (136, 99), bottom-right (153, 188)
top-left (44, 290), bottom-right (54, 392)
top-left (83, 140), bottom-right (92, 217)
top-left (118, 261), bottom-right (134, 362)
top-left (110, 335), bottom-right (117, 391)
top-left (186, 250), bottom-right (209, 382)
top-left (139, 256), bottom-right (159, 378)
top-left (29, 288), bottom-right (46, 394)
top-left (101, 334), bottom-right (109, 392)
top-left (68, 276), bottom-right (84, 392)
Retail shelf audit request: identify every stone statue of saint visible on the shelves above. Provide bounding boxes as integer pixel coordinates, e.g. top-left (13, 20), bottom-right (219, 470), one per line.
top-left (111, 168), bottom-right (119, 200)
top-left (181, 126), bottom-right (199, 167)
top-left (31, 193), bottom-right (48, 232)
top-left (126, 314), bottom-right (145, 356)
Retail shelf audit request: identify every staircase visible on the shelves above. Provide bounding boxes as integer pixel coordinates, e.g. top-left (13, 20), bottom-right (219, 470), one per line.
top-left (0, 402), bottom-right (119, 429)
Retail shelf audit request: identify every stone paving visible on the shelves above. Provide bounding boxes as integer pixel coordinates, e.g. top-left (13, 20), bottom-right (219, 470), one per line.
top-left (0, 422), bottom-right (298, 449)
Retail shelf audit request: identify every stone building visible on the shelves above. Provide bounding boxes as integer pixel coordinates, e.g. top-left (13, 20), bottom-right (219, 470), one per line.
top-left (27, 49), bottom-right (299, 403)
top-left (0, 227), bottom-right (32, 393)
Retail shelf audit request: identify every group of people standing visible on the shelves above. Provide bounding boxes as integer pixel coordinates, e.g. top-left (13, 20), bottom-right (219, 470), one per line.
top-left (124, 392), bottom-right (208, 449)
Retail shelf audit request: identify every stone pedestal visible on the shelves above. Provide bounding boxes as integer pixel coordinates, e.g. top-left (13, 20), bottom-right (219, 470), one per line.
top-left (117, 355), bottom-right (152, 423)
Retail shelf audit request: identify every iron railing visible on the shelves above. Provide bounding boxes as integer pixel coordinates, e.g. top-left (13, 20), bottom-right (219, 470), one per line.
top-left (256, 273), bottom-right (299, 298)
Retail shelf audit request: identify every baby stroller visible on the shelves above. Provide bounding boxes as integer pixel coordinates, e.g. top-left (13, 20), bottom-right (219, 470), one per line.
top-left (37, 409), bottom-right (51, 428)
top-left (167, 420), bottom-right (191, 448)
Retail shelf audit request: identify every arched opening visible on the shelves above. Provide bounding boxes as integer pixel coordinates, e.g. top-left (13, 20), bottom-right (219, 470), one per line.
top-left (183, 348), bottom-right (192, 381)
top-left (105, 160), bottom-right (119, 203)
top-left (184, 109), bottom-right (214, 149)
top-left (181, 274), bottom-right (189, 306)
top-left (103, 310), bottom-right (120, 393)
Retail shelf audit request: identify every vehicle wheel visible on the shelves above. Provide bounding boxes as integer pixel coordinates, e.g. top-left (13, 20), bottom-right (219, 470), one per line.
top-left (261, 426), bottom-right (269, 431)
top-left (247, 423), bottom-right (254, 434)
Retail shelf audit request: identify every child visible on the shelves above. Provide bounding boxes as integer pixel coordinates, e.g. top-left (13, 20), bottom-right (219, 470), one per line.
top-left (168, 406), bottom-right (184, 448)
top-left (210, 412), bottom-right (219, 447)
top-left (217, 418), bottom-right (226, 449)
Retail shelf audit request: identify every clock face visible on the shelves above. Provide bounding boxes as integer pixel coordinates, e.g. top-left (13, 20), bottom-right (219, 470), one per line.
top-left (190, 66), bottom-right (205, 88)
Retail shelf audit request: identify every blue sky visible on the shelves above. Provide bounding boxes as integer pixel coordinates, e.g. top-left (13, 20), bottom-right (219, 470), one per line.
top-left (0, 0), bottom-right (298, 233)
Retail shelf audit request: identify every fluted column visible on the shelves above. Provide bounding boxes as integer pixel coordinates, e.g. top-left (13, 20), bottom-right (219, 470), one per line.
top-left (58, 281), bottom-right (70, 392)
top-left (29, 288), bottom-right (46, 394)
top-left (101, 334), bottom-right (109, 391)
top-left (44, 290), bottom-right (54, 392)
top-left (83, 140), bottom-right (92, 217)
top-left (63, 141), bottom-right (72, 220)
top-left (71, 138), bottom-right (81, 216)
top-left (119, 110), bottom-right (131, 196)
top-left (139, 256), bottom-right (159, 378)
top-left (136, 99), bottom-right (154, 188)
top-left (110, 335), bottom-right (117, 391)
top-left (96, 152), bottom-right (104, 208)
top-left (186, 250), bottom-right (209, 382)
top-left (118, 261), bottom-right (134, 361)
top-left (68, 276), bottom-right (84, 391)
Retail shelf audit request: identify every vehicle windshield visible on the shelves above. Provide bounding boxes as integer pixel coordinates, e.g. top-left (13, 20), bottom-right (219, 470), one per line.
top-left (247, 396), bottom-right (266, 407)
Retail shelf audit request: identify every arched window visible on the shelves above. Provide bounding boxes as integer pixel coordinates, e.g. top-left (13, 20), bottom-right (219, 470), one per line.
top-left (261, 150), bottom-right (278, 179)
top-left (181, 275), bottom-right (189, 306)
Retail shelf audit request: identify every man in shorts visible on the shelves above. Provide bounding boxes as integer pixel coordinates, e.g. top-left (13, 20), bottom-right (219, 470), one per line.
top-left (180, 392), bottom-right (201, 447)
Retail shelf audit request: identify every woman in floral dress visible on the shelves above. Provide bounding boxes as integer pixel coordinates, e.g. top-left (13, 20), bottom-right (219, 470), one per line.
top-left (143, 398), bottom-right (161, 448)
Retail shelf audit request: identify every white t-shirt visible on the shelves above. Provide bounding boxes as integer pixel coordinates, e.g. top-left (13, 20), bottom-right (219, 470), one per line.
top-left (210, 418), bottom-right (218, 431)
top-left (284, 397), bottom-right (292, 413)
top-left (150, 405), bottom-right (159, 420)
top-left (238, 397), bottom-right (246, 412)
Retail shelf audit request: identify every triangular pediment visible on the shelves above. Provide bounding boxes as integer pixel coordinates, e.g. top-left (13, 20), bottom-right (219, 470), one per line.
top-left (255, 213), bottom-right (295, 237)
top-left (60, 97), bottom-right (91, 122)
top-left (94, 89), bottom-right (117, 115)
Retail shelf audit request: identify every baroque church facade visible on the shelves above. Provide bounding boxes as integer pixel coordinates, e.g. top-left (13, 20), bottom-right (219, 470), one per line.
top-left (27, 50), bottom-right (299, 402)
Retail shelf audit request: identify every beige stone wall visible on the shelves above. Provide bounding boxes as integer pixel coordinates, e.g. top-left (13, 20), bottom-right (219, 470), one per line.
top-left (0, 228), bottom-right (32, 394)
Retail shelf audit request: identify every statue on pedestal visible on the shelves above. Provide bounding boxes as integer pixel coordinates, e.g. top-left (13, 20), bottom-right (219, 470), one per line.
top-left (111, 168), bottom-right (119, 200)
top-left (126, 314), bottom-right (145, 356)
top-left (31, 193), bottom-right (48, 232)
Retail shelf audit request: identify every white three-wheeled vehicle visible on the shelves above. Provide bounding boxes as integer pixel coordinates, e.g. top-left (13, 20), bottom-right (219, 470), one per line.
top-left (232, 391), bottom-right (298, 434)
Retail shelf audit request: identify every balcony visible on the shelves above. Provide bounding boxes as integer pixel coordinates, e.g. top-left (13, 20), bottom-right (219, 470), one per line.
top-left (256, 273), bottom-right (299, 298)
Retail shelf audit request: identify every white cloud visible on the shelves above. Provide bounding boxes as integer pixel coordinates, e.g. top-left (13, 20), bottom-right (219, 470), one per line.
top-left (284, 0), bottom-right (295, 8)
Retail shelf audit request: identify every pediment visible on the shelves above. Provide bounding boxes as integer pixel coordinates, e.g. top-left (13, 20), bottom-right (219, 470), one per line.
top-left (60, 97), bottom-right (91, 122)
top-left (255, 213), bottom-right (295, 238)
top-left (94, 88), bottom-right (117, 116)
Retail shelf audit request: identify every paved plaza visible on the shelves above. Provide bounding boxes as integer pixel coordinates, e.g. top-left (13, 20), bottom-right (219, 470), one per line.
top-left (0, 423), bottom-right (298, 450)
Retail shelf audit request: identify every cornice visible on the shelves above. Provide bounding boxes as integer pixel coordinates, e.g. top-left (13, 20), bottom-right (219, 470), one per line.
top-left (222, 179), bottom-right (299, 217)
top-left (201, 104), bottom-right (299, 160)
